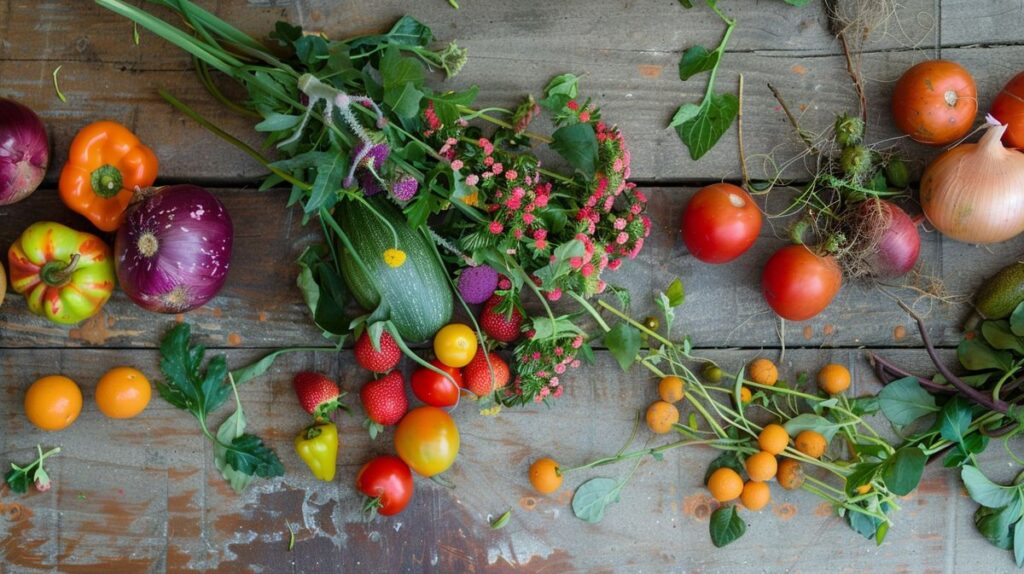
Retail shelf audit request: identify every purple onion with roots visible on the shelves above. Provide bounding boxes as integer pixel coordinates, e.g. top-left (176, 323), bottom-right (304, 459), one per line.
top-left (0, 98), bottom-right (49, 206)
top-left (115, 185), bottom-right (233, 313)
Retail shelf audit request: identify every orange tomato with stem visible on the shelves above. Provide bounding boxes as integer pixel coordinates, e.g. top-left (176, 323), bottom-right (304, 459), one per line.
top-left (529, 457), bottom-right (564, 495)
top-left (95, 366), bottom-right (152, 419)
top-left (892, 60), bottom-right (977, 145)
top-left (394, 406), bottom-right (460, 477)
top-left (25, 375), bottom-right (82, 431)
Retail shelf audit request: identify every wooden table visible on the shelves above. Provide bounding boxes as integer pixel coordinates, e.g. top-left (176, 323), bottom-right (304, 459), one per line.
top-left (2, 1), bottom-right (1023, 572)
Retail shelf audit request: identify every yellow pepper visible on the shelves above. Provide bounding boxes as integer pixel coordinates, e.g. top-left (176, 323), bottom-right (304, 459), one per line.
top-left (294, 422), bottom-right (338, 481)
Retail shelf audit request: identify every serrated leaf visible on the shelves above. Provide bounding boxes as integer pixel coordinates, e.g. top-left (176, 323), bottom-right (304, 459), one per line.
top-left (674, 92), bottom-right (739, 160)
top-left (215, 408), bottom-right (254, 493)
top-left (678, 45), bottom-right (719, 81)
top-left (572, 477), bottom-right (622, 523)
top-left (223, 434), bottom-right (285, 478)
top-left (709, 506), bottom-right (746, 547)
top-left (305, 153), bottom-right (346, 214)
top-left (159, 324), bottom-right (232, 418)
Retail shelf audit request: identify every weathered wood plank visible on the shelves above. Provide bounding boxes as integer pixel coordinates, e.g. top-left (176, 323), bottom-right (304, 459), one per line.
top-left (0, 347), bottom-right (1013, 572)
top-left (0, 0), bottom-right (942, 183)
top-left (941, 0), bottom-right (1024, 47)
top-left (2, 185), bottom-right (1017, 350)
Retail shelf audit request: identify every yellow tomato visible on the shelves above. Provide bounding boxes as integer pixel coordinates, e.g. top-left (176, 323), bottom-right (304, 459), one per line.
top-left (96, 367), bottom-right (152, 419)
top-left (433, 324), bottom-right (478, 368)
top-left (25, 375), bottom-right (83, 431)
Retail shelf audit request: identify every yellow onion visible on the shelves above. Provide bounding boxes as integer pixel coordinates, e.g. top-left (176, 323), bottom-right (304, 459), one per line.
top-left (921, 119), bottom-right (1024, 243)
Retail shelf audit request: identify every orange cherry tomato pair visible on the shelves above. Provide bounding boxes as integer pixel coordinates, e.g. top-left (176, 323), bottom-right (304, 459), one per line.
top-left (24, 367), bottom-right (151, 431)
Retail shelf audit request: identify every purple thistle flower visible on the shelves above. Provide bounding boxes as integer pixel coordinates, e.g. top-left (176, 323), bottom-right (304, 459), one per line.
top-left (352, 140), bottom-right (390, 171)
top-left (458, 265), bottom-right (499, 304)
top-left (390, 175), bottom-right (419, 202)
top-left (359, 171), bottom-right (384, 196)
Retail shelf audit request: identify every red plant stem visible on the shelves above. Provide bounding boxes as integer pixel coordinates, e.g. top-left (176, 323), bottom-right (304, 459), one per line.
top-left (865, 352), bottom-right (955, 394)
top-left (898, 300), bottom-right (1009, 414)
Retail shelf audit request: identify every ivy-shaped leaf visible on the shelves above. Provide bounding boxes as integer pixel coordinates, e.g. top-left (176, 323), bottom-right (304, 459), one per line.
top-left (678, 45), bottom-right (719, 80)
top-left (572, 477), bottom-right (623, 523)
top-left (709, 506), bottom-right (746, 547)
top-left (673, 92), bottom-right (739, 161)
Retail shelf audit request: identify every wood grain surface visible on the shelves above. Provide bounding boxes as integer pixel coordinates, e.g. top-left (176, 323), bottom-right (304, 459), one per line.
top-left (2, 0), bottom-right (1024, 572)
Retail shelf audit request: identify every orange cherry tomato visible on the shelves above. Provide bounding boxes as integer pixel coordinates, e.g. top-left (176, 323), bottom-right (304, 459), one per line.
top-left (25, 375), bottom-right (83, 431)
top-left (394, 406), bottom-right (460, 477)
top-left (991, 71), bottom-right (1024, 148)
top-left (95, 366), bottom-right (152, 419)
top-left (892, 60), bottom-right (977, 145)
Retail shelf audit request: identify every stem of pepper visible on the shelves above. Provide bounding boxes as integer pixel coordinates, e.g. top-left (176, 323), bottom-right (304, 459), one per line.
top-left (40, 254), bottom-right (81, 287)
top-left (90, 164), bottom-right (124, 198)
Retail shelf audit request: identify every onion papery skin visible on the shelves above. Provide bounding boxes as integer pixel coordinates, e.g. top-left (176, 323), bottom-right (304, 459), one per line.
top-left (921, 123), bottom-right (1024, 244)
top-left (0, 98), bottom-right (49, 206)
top-left (854, 200), bottom-right (921, 278)
top-left (115, 185), bottom-right (233, 313)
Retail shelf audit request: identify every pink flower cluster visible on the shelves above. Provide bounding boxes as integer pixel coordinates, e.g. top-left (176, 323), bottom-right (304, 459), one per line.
top-left (504, 333), bottom-right (587, 405)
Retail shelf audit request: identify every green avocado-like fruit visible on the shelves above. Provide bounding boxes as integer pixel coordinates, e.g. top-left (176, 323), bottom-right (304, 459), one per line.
top-left (976, 262), bottom-right (1024, 319)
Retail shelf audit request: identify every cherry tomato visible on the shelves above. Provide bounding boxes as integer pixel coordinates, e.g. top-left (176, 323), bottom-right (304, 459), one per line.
top-left (355, 455), bottom-right (414, 516)
top-left (991, 71), bottom-right (1024, 148)
top-left (761, 245), bottom-right (842, 321)
top-left (394, 406), bottom-right (460, 477)
top-left (25, 375), bottom-right (82, 431)
top-left (410, 360), bottom-right (462, 407)
top-left (892, 60), bottom-right (977, 145)
top-left (433, 323), bottom-right (478, 368)
top-left (96, 366), bottom-right (152, 419)
top-left (680, 183), bottom-right (762, 264)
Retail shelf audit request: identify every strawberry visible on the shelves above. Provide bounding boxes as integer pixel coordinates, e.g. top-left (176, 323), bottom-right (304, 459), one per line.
top-left (354, 330), bottom-right (402, 373)
top-left (480, 295), bottom-right (523, 343)
top-left (293, 372), bottom-right (347, 420)
top-left (360, 371), bottom-right (408, 438)
top-left (463, 349), bottom-right (510, 397)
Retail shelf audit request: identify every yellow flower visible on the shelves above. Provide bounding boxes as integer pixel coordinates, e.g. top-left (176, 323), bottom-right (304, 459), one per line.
top-left (479, 405), bottom-right (502, 417)
top-left (383, 248), bottom-right (406, 268)
top-left (461, 191), bottom-right (479, 207)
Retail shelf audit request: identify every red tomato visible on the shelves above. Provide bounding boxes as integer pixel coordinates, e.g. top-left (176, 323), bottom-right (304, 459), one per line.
top-left (991, 72), bottom-right (1024, 148)
top-left (761, 245), bottom-right (842, 321)
top-left (410, 360), bottom-right (462, 407)
top-left (892, 60), bottom-right (977, 145)
top-left (355, 455), bottom-right (414, 516)
top-left (394, 406), bottom-right (460, 477)
top-left (681, 183), bottom-right (762, 264)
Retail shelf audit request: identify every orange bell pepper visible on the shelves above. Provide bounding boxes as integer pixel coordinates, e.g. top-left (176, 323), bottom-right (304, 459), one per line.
top-left (59, 121), bottom-right (158, 232)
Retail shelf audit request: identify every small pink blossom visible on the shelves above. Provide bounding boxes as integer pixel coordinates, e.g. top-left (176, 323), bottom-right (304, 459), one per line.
top-left (532, 352), bottom-right (542, 360)
top-left (540, 386), bottom-right (551, 397)
top-left (581, 263), bottom-right (594, 277)
top-left (450, 159), bottom-right (464, 171)
top-left (484, 156), bottom-right (495, 167)
top-left (522, 213), bottom-right (535, 225)
top-left (571, 360), bottom-right (581, 368)
top-left (579, 111), bottom-right (590, 122)
top-left (546, 288), bottom-right (562, 301)
top-left (505, 170), bottom-right (518, 181)
top-left (567, 100), bottom-right (579, 111)
top-left (534, 238), bottom-right (547, 250)
top-left (492, 163), bottom-right (504, 175)
top-left (569, 257), bottom-right (584, 269)
top-left (481, 171), bottom-right (494, 179)
top-left (608, 259), bottom-right (622, 271)
top-left (572, 335), bottom-right (584, 349)
top-left (465, 174), bottom-right (479, 186)
top-left (596, 280), bottom-right (607, 293)
top-left (553, 386), bottom-right (564, 398)
top-left (555, 364), bottom-right (566, 374)
top-left (616, 232), bottom-right (629, 245)
top-left (613, 218), bottom-right (627, 230)
top-left (489, 221), bottom-right (504, 234)
top-left (613, 158), bottom-right (624, 173)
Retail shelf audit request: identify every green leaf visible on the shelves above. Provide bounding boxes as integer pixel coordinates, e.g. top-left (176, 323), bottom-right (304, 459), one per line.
top-left (982, 321), bottom-right (1024, 354)
top-left (783, 0), bottom-right (811, 6)
top-left (1015, 513), bottom-right (1024, 567)
top-left (958, 338), bottom-right (1013, 372)
top-left (975, 500), bottom-right (1021, 550)
top-left (215, 408), bottom-right (254, 493)
top-left (232, 346), bottom-right (332, 386)
top-left (572, 477), bottom-right (622, 523)
top-left (223, 434), bottom-right (285, 478)
top-left (534, 240), bottom-right (586, 288)
top-left (380, 45), bottom-right (424, 96)
top-left (490, 509), bottom-right (512, 530)
top-left (159, 323), bottom-right (232, 419)
top-left (846, 503), bottom-right (884, 540)
top-left (305, 154), bottom-right (346, 214)
top-left (669, 103), bottom-right (701, 128)
top-left (428, 86), bottom-right (479, 125)
top-left (704, 452), bottom-right (743, 485)
top-left (962, 465), bottom-right (1018, 509)
top-left (550, 123), bottom-right (598, 178)
top-left (1010, 301), bottom-right (1024, 336)
top-left (878, 376), bottom-right (939, 427)
top-left (385, 15), bottom-right (433, 47)
top-left (845, 462), bottom-right (881, 496)
top-left (783, 413), bottom-right (844, 443)
top-left (665, 278), bottom-right (685, 307)
top-left (385, 82), bottom-right (424, 118)
top-left (944, 433), bottom-right (989, 468)
top-left (939, 396), bottom-right (973, 446)
top-left (673, 92), bottom-right (738, 161)
top-left (605, 323), bottom-right (642, 371)
top-left (540, 73), bottom-right (579, 111)
top-left (678, 45), bottom-right (719, 81)
top-left (254, 113), bottom-right (301, 132)
top-left (677, 0), bottom-right (694, 7)
top-left (881, 446), bottom-right (925, 496)
top-left (709, 506), bottom-right (746, 548)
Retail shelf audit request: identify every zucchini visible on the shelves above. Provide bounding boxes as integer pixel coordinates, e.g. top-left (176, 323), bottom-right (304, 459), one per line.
top-left (336, 197), bottom-right (453, 343)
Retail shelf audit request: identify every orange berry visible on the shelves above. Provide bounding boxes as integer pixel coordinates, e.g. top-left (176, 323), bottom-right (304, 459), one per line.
top-left (707, 467), bottom-right (744, 502)
top-left (748, 358), bottom-right (778, 386)
top-left (96, 367), bottom-right (152, 419)
top-left (777, 458), bottom-right (805, 490)
top-left (738, 386), bottom-right (752, 404)
top-left (856, 483), bottom-right (873, 495)
top-left (740, 480), bottom-right (771, 511)
top-left (529, 457), bottom-right (563, 495)
top-left (758, 424), bottom-right (790, 455)
top-left (745, 451), bottom-right (778, 482)
top-left (25, 375), bottom-right (83, 431)
top-left (646, 400), bottom-right (680, 434)
top-left (794, 430), bottom-right (828, 459)
top-left (658, 376), bottom-right (685, 403)
top-left (817, 363), bottom-right (851, 395)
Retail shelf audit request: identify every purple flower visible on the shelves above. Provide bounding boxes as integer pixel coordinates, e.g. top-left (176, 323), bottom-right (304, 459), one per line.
top-left (458, 265), bottom-right (499, 304)
top-left (359, 172), bottom-right (383, 196)
top-left (352, 140), bottom-right (390, 171)
top-left (390, 175), bottom-right (419, 202)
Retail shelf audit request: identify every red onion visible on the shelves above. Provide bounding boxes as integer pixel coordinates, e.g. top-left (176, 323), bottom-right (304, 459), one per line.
top-left (115, 185), bottom-right (233, 313)
top-left (0, 98), bottom-right (49, 205)
top-left (851, 199), bottom-right (920, 278)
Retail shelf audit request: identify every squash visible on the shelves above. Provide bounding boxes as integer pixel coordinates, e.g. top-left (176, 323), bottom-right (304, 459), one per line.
top-left (336, 197), bottom-right (453, 343)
